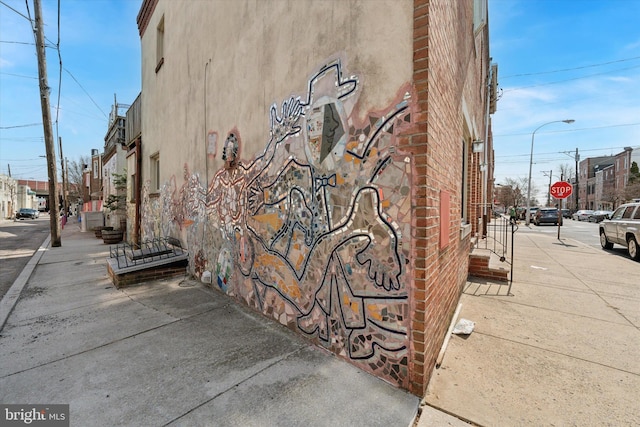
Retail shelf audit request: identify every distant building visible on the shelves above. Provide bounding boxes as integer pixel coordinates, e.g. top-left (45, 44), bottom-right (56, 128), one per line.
top-left (102, 100), bottom-right (128, 229)
top-left (577, 147), bottom-right (640, 210)
top-left (0, 174), bottom-right (17, 219)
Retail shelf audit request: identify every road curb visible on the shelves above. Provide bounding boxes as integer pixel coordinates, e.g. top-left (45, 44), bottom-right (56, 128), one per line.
top-left (0, 234), bottom-right (51, 332)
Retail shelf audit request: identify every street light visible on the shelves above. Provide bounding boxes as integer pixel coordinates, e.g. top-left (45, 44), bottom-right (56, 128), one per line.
top-left (526, 119), bottom-right (575, 225)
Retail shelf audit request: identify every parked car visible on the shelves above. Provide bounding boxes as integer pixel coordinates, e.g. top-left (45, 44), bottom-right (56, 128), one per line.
top-left (534, 208), bottom-right (563, 226)
top-left (572, 209), bottom-right (594, 221)
top-left (528, 207), bottom-right (539, 222)
top-left (16, 208), bottom-right (38, 219)
top-left (561, 209), bottom-right (571, 218)
top-left (588, 210), bottom-right (612, 223)
top-left (599, 202), bottom-right (640, 261)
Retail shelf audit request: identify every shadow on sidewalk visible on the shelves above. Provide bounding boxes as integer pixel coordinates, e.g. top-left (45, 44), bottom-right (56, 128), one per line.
top-left (463, 277), bottom-right (511, 297)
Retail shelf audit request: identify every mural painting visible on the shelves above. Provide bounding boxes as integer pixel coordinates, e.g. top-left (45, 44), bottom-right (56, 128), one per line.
top-left (141, 60), bottom-right (414, 387)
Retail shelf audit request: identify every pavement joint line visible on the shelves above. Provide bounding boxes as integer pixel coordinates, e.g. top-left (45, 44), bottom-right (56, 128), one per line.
top-left (420, 402), bottom-right (483, 427)
top-left (468, 295), bottom-right (635, 327)
top-left (161, 346), bottom-right (308, 427)
top-left (466, 331), bottom-right (640, 377)
top-left (0, 234), bottom-right (52, 333)
top-left (5, 294), bottom-right (132, 325)
top-left (545, 252), bottom-right (640, 330)
top-left (0, 316), bottom-right (183, 379)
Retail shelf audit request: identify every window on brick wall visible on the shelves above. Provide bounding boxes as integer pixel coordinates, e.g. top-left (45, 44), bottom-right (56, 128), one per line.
top-left (461, 138), bottom-right (469, 223)
top-left (473, 0), bottom-right (487, 32)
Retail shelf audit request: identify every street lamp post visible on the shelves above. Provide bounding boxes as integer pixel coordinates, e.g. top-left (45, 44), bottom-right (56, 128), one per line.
top-left (526, 119), bottom-right (575, 225)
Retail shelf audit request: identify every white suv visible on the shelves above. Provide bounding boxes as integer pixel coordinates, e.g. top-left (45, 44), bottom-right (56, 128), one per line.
top-left (599, 202), bottom-right (640, 261)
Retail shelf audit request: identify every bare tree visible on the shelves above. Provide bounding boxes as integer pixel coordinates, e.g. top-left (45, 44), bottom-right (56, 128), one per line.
top-left (558, 163), bottom-right (574, 182)
top-left (68, 156), bottom-right (90, 203)
top-left (502, 176), bottom-right (538, 207)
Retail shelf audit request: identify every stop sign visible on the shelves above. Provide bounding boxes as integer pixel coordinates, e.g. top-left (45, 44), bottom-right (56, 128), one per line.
top-left (550, 181), bottom-right (573, 199)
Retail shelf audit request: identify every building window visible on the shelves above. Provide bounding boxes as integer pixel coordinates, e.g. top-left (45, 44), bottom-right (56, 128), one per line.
top-left (130, 173), bottom-right (136, 202)
top-left (461, 138), bottom-right (468, 223)
top-left (150, 153), bottom-right (160, 193)
top-left (155, 15), bottom-right (165, 73)
top-left (473, 0), bottom-right (487, 32)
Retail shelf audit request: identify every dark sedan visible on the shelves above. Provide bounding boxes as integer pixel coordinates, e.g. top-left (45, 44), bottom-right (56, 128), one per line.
top-left (16, 208), bottom-right (38, 219)
top-left (534, 208), bottom-right (563, 226)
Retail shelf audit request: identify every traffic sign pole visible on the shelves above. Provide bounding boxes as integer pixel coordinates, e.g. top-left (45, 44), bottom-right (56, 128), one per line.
top-left (550, 181), bottom-right (573, 240)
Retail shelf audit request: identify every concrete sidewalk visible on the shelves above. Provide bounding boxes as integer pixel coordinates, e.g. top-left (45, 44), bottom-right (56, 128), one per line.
top-left (422, 225), bottom-right (640, 426)
top-left (3, 222), bottom-right (638, 426)
top-left (0, 223), bottom-right (424, 426)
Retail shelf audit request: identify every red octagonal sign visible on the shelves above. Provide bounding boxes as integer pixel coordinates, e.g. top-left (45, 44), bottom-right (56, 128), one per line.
top-left (550, 181), bottom-right (573, 199)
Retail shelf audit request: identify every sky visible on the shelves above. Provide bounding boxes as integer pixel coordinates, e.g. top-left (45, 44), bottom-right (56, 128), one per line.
top-left (488, 0), bottom-right (640, 203)
top-left (1, 0), bottom-right (639, 204)
top-left (0, 0), bottom-right (141, 182)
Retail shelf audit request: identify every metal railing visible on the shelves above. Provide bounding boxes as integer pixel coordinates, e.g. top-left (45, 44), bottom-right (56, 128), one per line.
top-left (476, 214), bottom-right (516, 289)
top-left (108, 237), bottom-right (187, 270)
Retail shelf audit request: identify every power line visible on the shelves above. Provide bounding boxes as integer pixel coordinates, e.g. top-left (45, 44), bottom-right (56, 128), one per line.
top-left (64, 68), bottom-right (108, 118)
top-left (0, 136), bottom-right (45, 142)
top-left (503, 64), bottom-right (640, 93)
top-left (0, 158), bottom-right (47, 162)
top-left (0, 123), bottom-right (42, 129)
top-left (54, 0), bottom-right (62, 137)
top-left (0, 0), bottom-right (30, 20)
top-left (494, 122), bottom-right (640, 138)
top-left (495, 146), bottom-right (638, 159)
top-left (501, 56), bottom-right (640, 79)
top-left (0, 71), bottom-right (38, 79)
top-left (0, 40), bottom-right (34, 45)
top-left (3, 1), bottom-right (108, 123)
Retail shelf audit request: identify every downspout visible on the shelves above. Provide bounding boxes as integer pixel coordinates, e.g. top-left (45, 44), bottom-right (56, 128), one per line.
top-left (134, 137), bottom-right (142, 246)
top-left (481, 63), bottom-right (493, 237)
top-left (202, 58), bottom-right (211, 253)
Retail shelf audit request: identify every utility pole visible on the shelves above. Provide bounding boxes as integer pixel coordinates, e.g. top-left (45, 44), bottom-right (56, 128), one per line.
top-left (59, 137), bottom-right (69, 218)
top-left (65, 157), bottom-right (70, 214)
top-left (575, 148), bottom-right (580, 211)
top-left (34, 0), bottom-right (61, 246)
top-left (542, 170), bottom-right (553, 206)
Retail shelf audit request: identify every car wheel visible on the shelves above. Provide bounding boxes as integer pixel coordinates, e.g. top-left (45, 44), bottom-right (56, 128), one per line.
top-left (600, 231), bottom-right (613, 250)
top-left (628, 236), bottom-right (640, 261)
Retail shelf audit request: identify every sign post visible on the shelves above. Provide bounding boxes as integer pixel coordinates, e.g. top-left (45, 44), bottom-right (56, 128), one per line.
top-left (550, 181), bottom-right (573, 239)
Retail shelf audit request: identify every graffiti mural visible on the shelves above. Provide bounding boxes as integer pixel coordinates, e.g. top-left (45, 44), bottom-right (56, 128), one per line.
top-left (141, 60), bottom-right (414, 387)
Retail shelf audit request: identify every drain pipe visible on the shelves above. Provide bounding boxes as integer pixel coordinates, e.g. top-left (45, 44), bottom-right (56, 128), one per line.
top-left (435, 303), bottom-right (462, 368)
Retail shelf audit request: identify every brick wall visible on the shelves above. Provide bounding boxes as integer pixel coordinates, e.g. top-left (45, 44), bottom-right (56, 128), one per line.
top-left (408, 0), bottom-right (489, 395)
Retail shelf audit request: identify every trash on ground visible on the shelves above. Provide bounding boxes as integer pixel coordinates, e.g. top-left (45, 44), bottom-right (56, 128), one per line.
top-left (452, 318), bottom-right (475, 335)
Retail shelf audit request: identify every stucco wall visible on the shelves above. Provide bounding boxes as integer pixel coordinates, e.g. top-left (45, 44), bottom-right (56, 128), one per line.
top-left (137, 0), bottom-right (491, 394)
top-left (140, 0), bottom-right (412, 182)
top-left (140, 0), bottom-right (415, 389)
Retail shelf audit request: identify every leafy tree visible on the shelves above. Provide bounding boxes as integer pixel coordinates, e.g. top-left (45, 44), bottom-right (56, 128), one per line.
top-left (629, 161), bottom-right (640, 184)
top-left (105, 171), bottom-right (127, 213)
